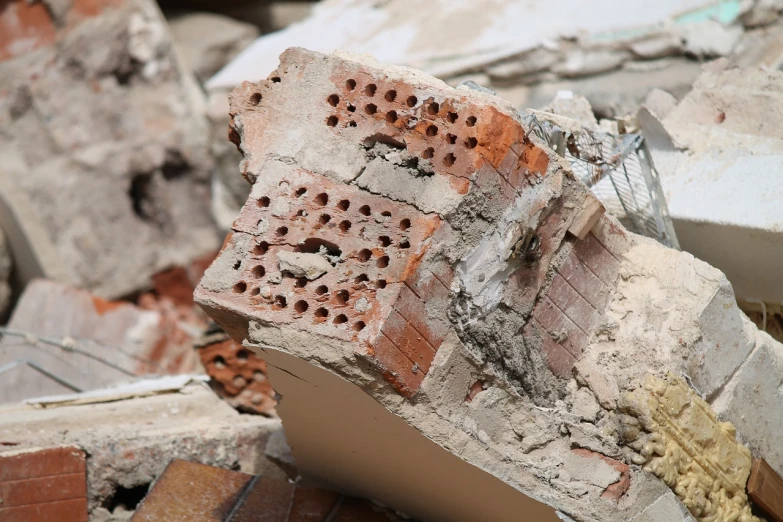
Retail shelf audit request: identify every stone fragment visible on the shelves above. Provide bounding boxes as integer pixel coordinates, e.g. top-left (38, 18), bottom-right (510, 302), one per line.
top-left (0, 0), bottom-right (220, 299)
top-left (630, 34), bottom-right (684, 59)
top-left (553, 49), bottom-right (629, 78)
top-left (169, 12), bottom-right (259, 84)
top-left (677, 21), bottom-right (743, 58)
top-left (276, 251), bottom-right (332, 280)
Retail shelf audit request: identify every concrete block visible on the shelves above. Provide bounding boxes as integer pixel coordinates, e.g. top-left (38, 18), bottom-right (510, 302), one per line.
top-left (712, 330), bottom-right (783, 478)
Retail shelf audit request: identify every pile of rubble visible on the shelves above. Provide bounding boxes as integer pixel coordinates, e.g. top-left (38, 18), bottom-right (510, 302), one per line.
top-left (1, 0), bottom-right (783, 521)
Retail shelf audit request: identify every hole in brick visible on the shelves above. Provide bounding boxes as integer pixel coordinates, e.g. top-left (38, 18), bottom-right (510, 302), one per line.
top-left (466, 116), bottom-right (477, 127)
top-left (346, 79), bottom-right (356, 91)
top-left (250, 93), bottom-right (262, 105)
top-left (385, 90), bottom-right (397, 102)
top-left (444, 153), bottom-right (456, 167)
top-left (336, 289), bottom-right (349, 304)
top-left (294, 300), bottom-right (309, 313)
top-left (254, 370), bottom-right (266, 382)
top-left (353, 321), bottom-right (366, 332)
top-left (422, 147), bottom-right (434, 159)
top-left (465, 137), bottom-right (478, 149)
top-left (399, 239), bottom-right (410, 249)
top-left (381, 211), bottom-right (392, 218)
top-left (213, 356), bottom-right (226, 369)
top-left (339, 220), bottom-right (352, 232)
top-left (296, 210), bottom-right (306, 218)
top-left (400, 218), bottom-right (411, 231)
top-left (233, 260), bottom-right (241, 270)
top-left (355, 274), bottom-right (369, 284)
top-left (276, 226), bottom-right (288, 237)
top-left (315, 193), bottom-right (328, 206)
top-left (337, 199), bottom-right (350, 211)
top-left (377, 255), bottom-right (390, 268)
top-left (319, 214), bottom-right (331, 225)
top-left (327, 116), bottom-right (338, 127)
top-left (257, 196), bottom-right (270, 207)
top-left (252, 265), bottom-right (266, 278)
top-left (447, 111), bottom-right (458, 123)
top-left (365, 84), bottom-right (377, 97)
top-left (427, 102), bottom-right (440, 115)
top-left (358, 249), bottom-right (372, 262)
top-left (316, 285), bottom-right (328, 295)
top-left (386, 110), bottom-right (397, 123)
top-left (327, 94), bottom-right (340, 107)
top-left (233, 375), bottom-right (247, 388)
top-left (447, 134), bottom-right (457, 144)
top-left (359, 205), bottom-right (371, 216)
top-left (349, 121), bottom-right (357, 127)
top-left (377, 279), bottom-right (387, 289)
top-left (271, 77), bottom-right (281, 83)
top-left (425, 124), bottom-right (438, 137)
top-left (296, 277), bottom-right (308, 288)
top-left (365, 103), bottom-right (377, 115)
top-left (295, 187), bottom-right (307, 197)
top-left (254, 242), bottom-right (269, 255)
top-left (297, 238), bottom-right (342, 258)
top-left (333, 314), bottom-right (348, 324)
top-left (347, 104), bottom-right (356, 113)
top-left (379, 236), bottom-right (391, 247)
top-left (234, 281), bottom-right (247, 293)
top-left (237, 349), bottom-right (250, 362)
top-left (274, 295), bottom-right (287, 309)
top-left (250, 287), bottom-right (260, 296)
top-left (315, 307), bottom-right (329, 320)
top-left (406, 95), bottom-right (417, 107)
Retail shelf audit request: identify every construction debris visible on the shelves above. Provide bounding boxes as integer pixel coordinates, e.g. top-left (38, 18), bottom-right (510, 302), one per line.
top-left (0, 280), bottom-right (202, 404)
top-left (0, 377), bottom-right (284, 521)
top-left (0, 0), bottom-right (221, 299)
top-left (133, 459), bottom-right (405, 521)
top-left (196, 48), bottom-right (783, 522)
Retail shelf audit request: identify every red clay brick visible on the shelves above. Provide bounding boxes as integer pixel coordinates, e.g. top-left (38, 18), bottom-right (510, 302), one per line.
top-left (531, 298), bottom-right (590, 359)
top-left (0, 498), bottom-right (88, 522)
top-left (0, 447), bottom-right (85, 482)
top-left (571, 449), bottom-right (631, 502)
top-left (287, 488), bottom-right (340, 522)
top-left (546, 274), bottom-right (601, 335)
top-left (394, 284), bottom-right (448, 351)
top-left (539, 331), bottom-right (577, 379)
top-left (572, 233), bottom-right (621, 287)
top-left (0, 473), bottom-right (86, 508)
top-left (557, 247), bottom-right (612, 311)
top-left (370, 334), bottom-right (425, 396)
top-left (381, 309), bottom-right (435, 372)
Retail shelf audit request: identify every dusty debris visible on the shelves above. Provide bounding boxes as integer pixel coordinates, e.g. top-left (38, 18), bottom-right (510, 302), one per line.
top-left (195, 48), bottom-right (783, 522)
top-left (0, 279), bottom-right (203, 404)
top-left (276, 250), bottom-right (333, 280)
top-left (0, 0), bottom-right (221, 299)
top-left (0, 378), bottom-right (285, 520)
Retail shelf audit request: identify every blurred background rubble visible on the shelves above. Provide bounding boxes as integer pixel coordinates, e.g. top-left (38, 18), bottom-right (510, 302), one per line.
top-left (1, 0), bottom-right (783, 519)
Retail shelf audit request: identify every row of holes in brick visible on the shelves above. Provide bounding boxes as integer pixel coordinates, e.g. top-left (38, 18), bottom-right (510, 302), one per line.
top-left (327, 83), bottom-right (478, 168)
top-left (257, 194), bottom-right (412, 234)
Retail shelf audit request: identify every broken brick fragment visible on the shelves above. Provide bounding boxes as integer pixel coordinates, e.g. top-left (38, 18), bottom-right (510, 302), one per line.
top-left (195, 329), bottom-right (276, 415)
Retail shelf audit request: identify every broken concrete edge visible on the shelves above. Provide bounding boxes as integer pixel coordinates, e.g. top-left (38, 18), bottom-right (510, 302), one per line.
top-left (0, 379), bottom-right (287, 518)
top-left (194, 48), bottom-right (777, 522)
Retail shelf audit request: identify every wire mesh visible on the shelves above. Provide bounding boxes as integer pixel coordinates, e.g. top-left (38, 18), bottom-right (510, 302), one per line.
top-left (525, 114), bottom-right (679, 249)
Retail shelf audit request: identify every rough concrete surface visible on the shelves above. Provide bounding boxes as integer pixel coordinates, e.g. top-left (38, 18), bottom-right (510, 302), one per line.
top-left (0, 380), bottom-right (284, 520)
top-left (0, 0), bottom-right (221, 299)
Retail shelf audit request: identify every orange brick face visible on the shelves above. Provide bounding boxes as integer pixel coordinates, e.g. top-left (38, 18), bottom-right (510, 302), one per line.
top-left (0, 447), bottom-right (88, 522)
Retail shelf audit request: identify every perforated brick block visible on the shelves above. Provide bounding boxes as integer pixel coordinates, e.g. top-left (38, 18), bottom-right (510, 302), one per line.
top-left (195, 48), bottom-right (609, 398)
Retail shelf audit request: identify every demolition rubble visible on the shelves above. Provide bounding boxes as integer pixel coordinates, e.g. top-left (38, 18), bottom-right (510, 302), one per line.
top-left (2, 0), bottom-right (783, 521)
